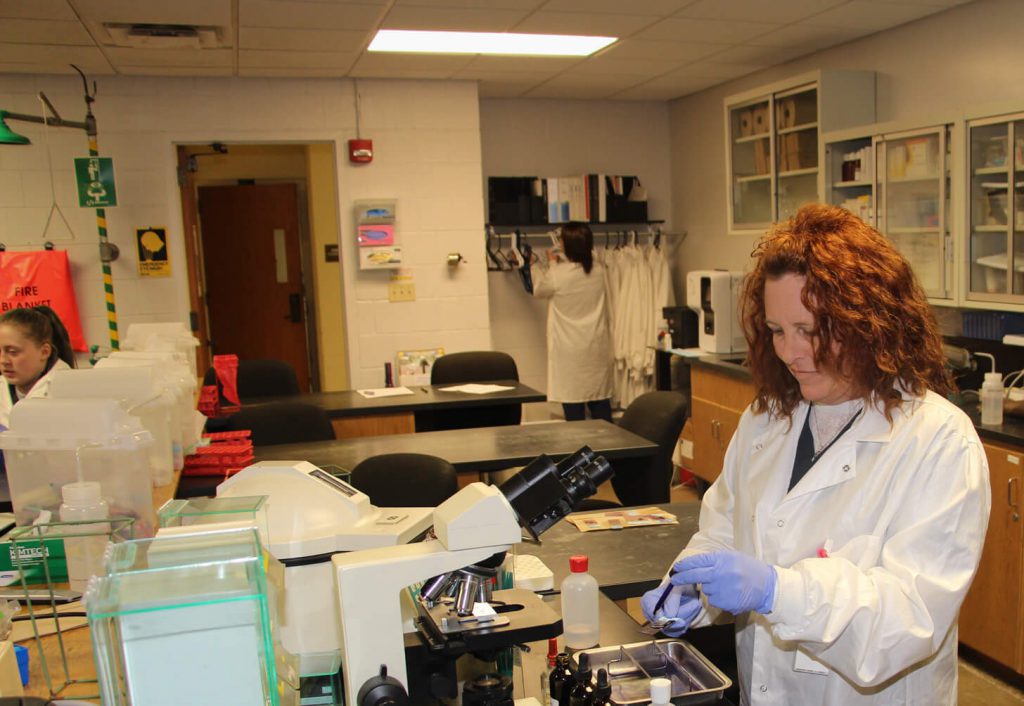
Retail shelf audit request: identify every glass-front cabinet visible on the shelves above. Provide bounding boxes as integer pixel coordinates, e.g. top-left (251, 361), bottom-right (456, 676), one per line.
top-left (879, 127), bottom-right (952, 300)
top-left (967, 114), bottom-right (1024, 305)
top-left (825, 125), bottom-right (955, 302)
top-left (725, 71), bottom-right (875, 233)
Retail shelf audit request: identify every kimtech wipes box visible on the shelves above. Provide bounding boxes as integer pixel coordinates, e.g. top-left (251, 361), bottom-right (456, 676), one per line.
top-left (0, 530), bottom-right (68, 582)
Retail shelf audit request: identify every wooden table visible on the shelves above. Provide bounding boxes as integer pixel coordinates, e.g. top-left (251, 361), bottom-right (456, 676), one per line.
top-left (20, 470), bottom-right (181, 701)
top-left (242, 380), bottom-right (546, 439)
top-left (178, 419), bottom-right (659, 498)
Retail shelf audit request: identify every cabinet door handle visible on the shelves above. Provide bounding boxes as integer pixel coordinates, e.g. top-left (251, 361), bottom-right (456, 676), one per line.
top-left (1009, 477), bottom-right (1020, 522)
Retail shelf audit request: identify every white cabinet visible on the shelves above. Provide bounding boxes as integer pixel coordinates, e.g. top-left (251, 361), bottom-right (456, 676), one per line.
top-left (725, 70), bottom-right (875, 234)
top-left (965, 112), bottom-right (1024, 306)
top-left (824, 123), bottom-right (958, 303)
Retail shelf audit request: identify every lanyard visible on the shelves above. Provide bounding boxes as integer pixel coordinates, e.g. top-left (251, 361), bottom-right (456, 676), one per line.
top-left (789, 406), bottom-right (862, 491)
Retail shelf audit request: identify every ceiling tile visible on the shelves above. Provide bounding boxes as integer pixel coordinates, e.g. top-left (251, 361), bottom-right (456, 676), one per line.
top-left (599, 38), bottom-right (731, 63)
top-left (0, 0), bottom-right (78, 20)
top-left (871, 0), bottom-right (971, 5)
top-left (73, 0), bottom-right (233, 26)
top-left (0, 19), bottom-right (95, 45)
top-left (477, 81), bottom-right (535, 97)
top-left (239, 49), bottom-right (358, 69)
top-left (804, 1), bottom-right (950, 29)
top-left (569, 54), bottom-right (682, 77)
top-left (349, 51), bottom-right (472, 78)
top-left (240, 0), bottom-right (386, 30)
top-left (240, 27), bottom-right (367, 52)
top-left (542, 0), bottom-right (694, 14)
top-left (394, 0), bottom-right (544, 8)
top-left (0, 42), bottom-right (111, 65)
top-left (525, 80), bottom-right (632, 99)
top-left (119, 65), bottom-right (232, 76)
top-left (527, 71), bottom-right (644, 96)
top-left (0, 61), bottom-right (114, 74)
top-left (610, 73), bottom-right (719, 100)
top-left (746, 21), bottom-right (875, 47)
top-left (104, 47), bottom-right (234, 67)
top-left (636, 16), bottom-right (780, 43)
top-left (239, 66), bottom-right (351, 77)
top-left (512, 11), bottom-right (661, 35)
top-left (677, 0), bottom-right (848, 24)
top-left (677, 60), bottom-right (767, 80)
top-left (452, 67), bottom-right (552, 82)
top-left (709, 42), bottom-right (816, 65)
top-left (461, 55), bottom-right (583, 72)
top-left (380, 5), bottom-right (530, 31)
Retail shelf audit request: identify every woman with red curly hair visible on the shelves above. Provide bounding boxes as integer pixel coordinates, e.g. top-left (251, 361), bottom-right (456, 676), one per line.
top-left (642, 204), bottom-right (990, 705)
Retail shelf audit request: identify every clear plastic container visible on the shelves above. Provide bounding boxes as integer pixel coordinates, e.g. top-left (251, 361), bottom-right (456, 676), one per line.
top-left (0, 398), bottom-right (157, 537)
top-left (121, 322), bottom-right (200, 381)
top-left (60, 481), bottom-right (109, 592)
top-left (158, 495), bottom-right (268, 544)
top-left (561, 554), bottom-right (599, 649)
top-left (87, 527), bottom-right (288, 706)
top-left (981, 372), bottom-right (1004, 426)
top-left (50, 367), bottom-right (176, 486)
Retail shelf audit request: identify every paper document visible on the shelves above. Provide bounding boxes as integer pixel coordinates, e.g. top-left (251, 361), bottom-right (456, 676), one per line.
top-left (671, 347), bottom-right (705, 358)
top-left (567, 507), bottom-right (678, 532)
top-left (438, 384), bottom-right (516, 395)
top-left (357, 386), bottom-right (414, 398)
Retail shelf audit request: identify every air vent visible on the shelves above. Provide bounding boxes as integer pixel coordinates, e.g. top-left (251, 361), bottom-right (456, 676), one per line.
top-left (100, 22), bottom-right (230, 49)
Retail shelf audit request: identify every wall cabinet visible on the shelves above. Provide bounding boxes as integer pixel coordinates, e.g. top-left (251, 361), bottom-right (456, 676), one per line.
top-left (689, 364), bottom-right (754, 483)
top-left (824, 123), bottom-right (957, 303)
top-left (965, 112), bottom-right (1024, 306)
top-left (725, 71), bottom-right (875, 234)
top-left (959, 440), bottom-right (1024, 672)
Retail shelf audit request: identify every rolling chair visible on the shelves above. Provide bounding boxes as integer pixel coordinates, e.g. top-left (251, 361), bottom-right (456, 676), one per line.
top-left (203, 358), bottom-right (301, 403)
top-left (579, 391), bottom-right (689, 510)
top-left (223, 401), bottom-right (335, 447)
top-left (349, 453), bottom-right (459, 508)
top-left (415, 351), bottom-right (522, 432)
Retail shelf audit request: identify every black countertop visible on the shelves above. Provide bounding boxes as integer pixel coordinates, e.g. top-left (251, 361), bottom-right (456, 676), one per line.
top-left (245, 380), bottom-right (545, 418)
top-left (687, 354), bottom-right (1024, 447)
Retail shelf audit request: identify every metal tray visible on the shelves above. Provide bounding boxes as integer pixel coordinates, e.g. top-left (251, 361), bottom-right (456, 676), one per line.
top-left (574, 639), bottom-right (732, 704)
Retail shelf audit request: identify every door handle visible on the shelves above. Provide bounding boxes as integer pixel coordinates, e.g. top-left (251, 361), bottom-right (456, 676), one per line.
top-left (1009, 477), bottom-right (1020, 522)
top-left (287, 293), bottom-right (302, 323)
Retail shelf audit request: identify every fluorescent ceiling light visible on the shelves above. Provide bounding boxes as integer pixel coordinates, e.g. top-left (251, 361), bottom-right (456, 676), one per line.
top-left (368, 30), bottom-right (616, 57)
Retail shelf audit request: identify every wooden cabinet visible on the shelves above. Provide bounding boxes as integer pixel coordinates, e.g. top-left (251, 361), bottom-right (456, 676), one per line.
top-left (689, 365), bottom-right (754, 483)
top-left (960, 440), bottom-right (1024, 671)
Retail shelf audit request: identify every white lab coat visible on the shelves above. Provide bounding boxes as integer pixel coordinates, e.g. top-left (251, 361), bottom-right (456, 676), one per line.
top-left (678, 388), bottom-right (990, 706)
top-left (0, 359), bottom-right (70, 428)
top-left (533, 260), bottom-right (613, 403)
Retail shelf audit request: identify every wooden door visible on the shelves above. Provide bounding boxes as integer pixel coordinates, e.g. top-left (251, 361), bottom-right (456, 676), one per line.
top-left (198, 183), bottom-right (311, 391)
top-left (959, 441), bottom-right (1024, 670)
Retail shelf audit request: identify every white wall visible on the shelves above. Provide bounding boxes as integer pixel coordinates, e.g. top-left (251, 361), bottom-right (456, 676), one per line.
top-left (669, 0), bottom-right (1024, 297)
top-left (0, 75), bottom-right (489, 387)
top-left (479, 98), bottom-right (671, 417)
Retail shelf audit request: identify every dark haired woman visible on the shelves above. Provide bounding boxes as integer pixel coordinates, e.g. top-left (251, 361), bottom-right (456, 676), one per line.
top-left (641, 204), bottom-right (990, 705)
top-left (0, 305), bottom-right (76, 427)
top-left (532, 221), bottom-right (613, 422)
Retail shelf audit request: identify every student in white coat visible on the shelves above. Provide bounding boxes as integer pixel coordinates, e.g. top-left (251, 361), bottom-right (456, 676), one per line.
top-left (0, 306), bottom-right (76, 428)
top-left (533, 222), bottom-right (614, 421)
top-left (642, 204), bottom-right (990, 705)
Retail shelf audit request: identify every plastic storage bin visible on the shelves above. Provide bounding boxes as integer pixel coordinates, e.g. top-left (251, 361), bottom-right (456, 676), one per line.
top-left (121, 322), bottom-right (200, 381)
top-left (86, 527), bottom-right (289, 706)
top-left (0, 398), bottom-right (157, 537)
top-left (49, 367), bottom-right (176, 486)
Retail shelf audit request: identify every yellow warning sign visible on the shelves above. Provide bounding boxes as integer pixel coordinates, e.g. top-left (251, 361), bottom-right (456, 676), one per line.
top-left (136, 227), bottom-right (171, 277)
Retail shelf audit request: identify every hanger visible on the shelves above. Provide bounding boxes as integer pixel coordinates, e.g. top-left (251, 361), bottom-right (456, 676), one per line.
top-left (485, 227), bottom-right (504, 271)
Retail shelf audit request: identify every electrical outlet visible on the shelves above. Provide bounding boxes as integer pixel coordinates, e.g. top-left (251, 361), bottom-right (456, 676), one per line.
top-left (388, 282), bottom-right (416, 302)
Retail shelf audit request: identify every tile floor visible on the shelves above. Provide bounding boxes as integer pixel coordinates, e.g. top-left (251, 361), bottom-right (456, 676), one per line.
top-left (591, 479), bottom-right (1024, 703)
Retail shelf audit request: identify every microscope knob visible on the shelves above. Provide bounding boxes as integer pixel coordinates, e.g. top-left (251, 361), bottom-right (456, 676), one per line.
top-left (357, 664), bottom-right (409, 706)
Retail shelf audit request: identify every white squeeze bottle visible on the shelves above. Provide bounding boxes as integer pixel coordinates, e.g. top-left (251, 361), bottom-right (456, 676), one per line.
top-left (60, 482), bottom-right (110, 592)
top-left (981, 372), bottom-right (1004, 426)
top-left (561, 554), bottom-right (599, 649)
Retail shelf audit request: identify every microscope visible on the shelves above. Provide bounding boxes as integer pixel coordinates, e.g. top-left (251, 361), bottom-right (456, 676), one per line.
top-left (333, 447), bottom-right (612, 706)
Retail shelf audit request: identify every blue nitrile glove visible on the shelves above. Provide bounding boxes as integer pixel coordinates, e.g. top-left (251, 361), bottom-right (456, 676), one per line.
top-left (640, 579), bottom-right (701, 637)
top-left (674, 551), bottom-right (777, 615)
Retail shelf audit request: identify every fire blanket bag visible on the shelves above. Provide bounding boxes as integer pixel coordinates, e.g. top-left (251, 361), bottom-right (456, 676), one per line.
top-left (0, 250), bottom-right (87, 351)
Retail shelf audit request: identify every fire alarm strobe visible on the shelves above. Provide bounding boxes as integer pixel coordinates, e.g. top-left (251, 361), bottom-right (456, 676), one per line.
top-left (349, 138), bottom-right (373, 163)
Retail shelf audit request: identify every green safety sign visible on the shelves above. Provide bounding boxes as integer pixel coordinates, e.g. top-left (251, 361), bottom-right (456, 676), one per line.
top-left (74, 156), bottom-right (118, 208)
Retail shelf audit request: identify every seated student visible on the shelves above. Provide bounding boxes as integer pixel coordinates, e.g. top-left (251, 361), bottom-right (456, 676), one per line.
top-left (0, 305), bottom-right (76, 428)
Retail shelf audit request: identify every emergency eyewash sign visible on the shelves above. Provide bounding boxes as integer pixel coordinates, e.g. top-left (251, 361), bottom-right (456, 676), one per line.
top-left (136, 228), bottom-right (171, 277)
top-left (74, 156), bottom-right (117, 208)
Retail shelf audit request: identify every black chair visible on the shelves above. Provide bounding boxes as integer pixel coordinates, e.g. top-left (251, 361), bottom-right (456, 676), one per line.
top-left (224, 401), bottom-right (335, 447)
top-left (203, 359), bottom-right (301, 403)
top-left (579, 391), bottom-right (689, 510)
top-left (349, 453), bottom-right (459, 508)
top-left (415, 351), bottom-right (522, 432)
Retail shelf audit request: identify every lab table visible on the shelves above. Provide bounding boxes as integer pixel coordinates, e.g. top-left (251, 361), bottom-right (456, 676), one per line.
top-left (177, 419), bottom-right (659, 498)
top-left (238, 380), bottom-right (546, 439)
